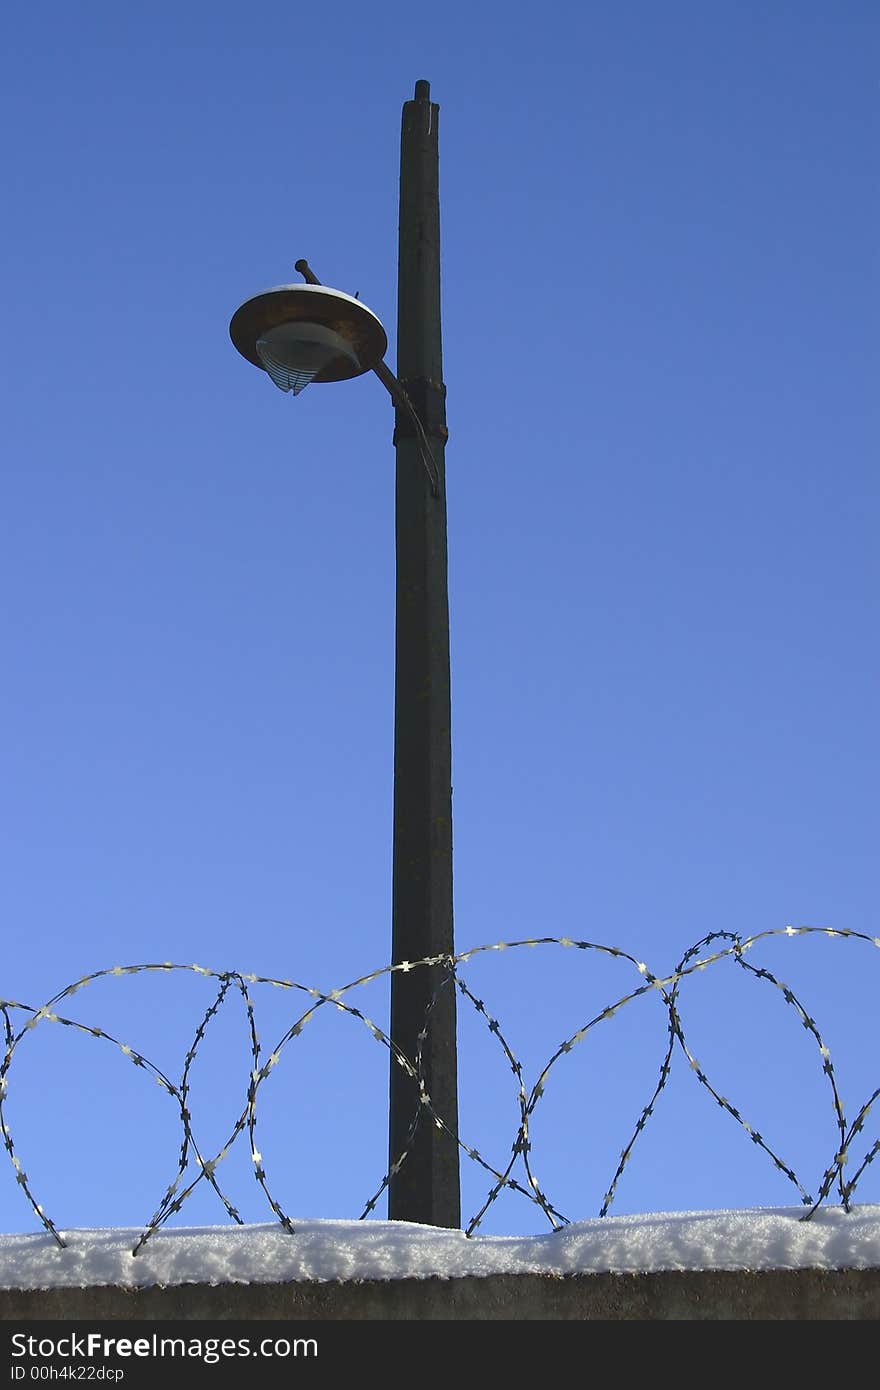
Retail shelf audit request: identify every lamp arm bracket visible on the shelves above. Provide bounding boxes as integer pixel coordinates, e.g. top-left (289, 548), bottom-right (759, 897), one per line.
top-left (294, 259), bottom-right (442, 499)
top-left (372, 360), bottom-right (442, 498)
top-left (293, 258), bottom-right (322, 286)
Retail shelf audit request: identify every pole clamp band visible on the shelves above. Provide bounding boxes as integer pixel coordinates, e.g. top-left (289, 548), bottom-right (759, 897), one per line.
top-left (393, 378), bottom-right (448, 444)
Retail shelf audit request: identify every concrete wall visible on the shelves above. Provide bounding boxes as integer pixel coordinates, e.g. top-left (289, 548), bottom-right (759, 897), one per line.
top-left (2, 1269), bottom-right (880, 1320)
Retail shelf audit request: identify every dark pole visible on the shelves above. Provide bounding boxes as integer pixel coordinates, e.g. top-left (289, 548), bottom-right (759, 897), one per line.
top-left (388, 79), bottom-right (460, 1227)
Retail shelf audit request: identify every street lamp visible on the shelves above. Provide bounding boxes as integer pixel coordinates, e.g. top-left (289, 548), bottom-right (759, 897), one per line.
top-left (229, 281), bottom-right (387, 395)
top-left (228, 80), bottom-right (459, 1229)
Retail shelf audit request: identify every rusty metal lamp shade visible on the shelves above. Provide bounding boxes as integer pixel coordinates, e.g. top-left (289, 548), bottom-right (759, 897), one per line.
top-left (229, 283), bottom-right (388, 395)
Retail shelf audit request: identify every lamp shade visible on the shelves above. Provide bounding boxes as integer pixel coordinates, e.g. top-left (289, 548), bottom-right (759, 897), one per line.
top-left (229, 283), bottom-right (388, 394)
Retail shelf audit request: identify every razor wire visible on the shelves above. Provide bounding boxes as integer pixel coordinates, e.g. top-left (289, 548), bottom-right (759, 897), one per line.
top-left (2, 924), bottom-right (878, 1256)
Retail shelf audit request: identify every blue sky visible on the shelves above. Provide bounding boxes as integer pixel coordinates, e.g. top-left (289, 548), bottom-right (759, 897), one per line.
top-left (1, 2), bottom-right (877, 1240)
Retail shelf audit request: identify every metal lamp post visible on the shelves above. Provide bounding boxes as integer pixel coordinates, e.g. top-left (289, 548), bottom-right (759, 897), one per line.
top-left (229, 80), bottom-right (459, 1229)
